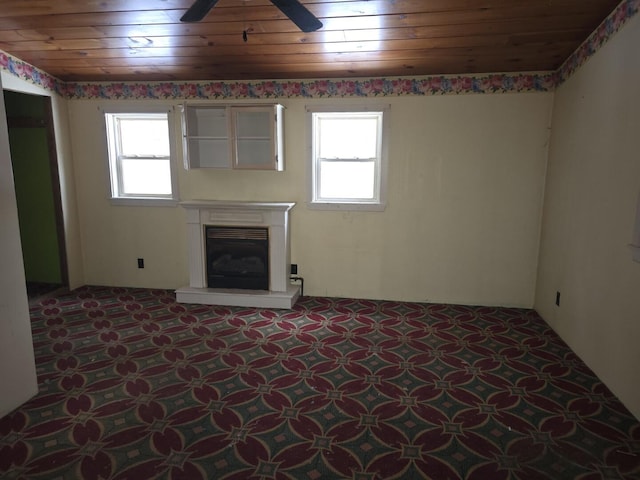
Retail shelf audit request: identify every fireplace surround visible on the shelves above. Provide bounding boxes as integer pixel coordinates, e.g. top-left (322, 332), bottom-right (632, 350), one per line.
top-left (175, 200), bottom-right (300, 309)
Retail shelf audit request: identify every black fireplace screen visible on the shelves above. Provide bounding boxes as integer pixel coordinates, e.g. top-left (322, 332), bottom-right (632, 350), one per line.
top-left (205, 226), bottom-right (269, 290)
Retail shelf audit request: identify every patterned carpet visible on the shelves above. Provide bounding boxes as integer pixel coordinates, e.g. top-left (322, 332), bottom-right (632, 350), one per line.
top-left (1, 286), bottom-right (639, 480)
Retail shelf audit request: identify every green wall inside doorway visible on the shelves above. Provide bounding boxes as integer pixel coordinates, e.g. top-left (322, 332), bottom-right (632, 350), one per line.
top-left (4, 90), bottom-right (62, 285)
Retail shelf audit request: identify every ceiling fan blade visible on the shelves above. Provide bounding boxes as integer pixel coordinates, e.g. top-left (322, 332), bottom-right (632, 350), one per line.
top-left (270, 0), bottom-right (323, 32)
top-left (180, 0), bottom-right (220, 22)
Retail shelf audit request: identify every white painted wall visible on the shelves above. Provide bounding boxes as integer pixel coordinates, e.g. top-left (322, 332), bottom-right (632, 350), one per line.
top-left (69, 92), bottom-right (552, 307)
top-left (0, 75), bottom-right (38, 417)
top-left (535, 14), bottom-right (640, 419)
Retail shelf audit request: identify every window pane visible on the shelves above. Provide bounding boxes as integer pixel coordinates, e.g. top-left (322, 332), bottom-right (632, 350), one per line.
top-left (236, 110), bottom-right (271, 137)
top-left (319, 161), bottom-right (375, 200)
top-left (121, 159), bottom-right (172, 195)
top-left (236, 139), bottom-right (272, 166)
top-left (318, 116), bottom-right (379, 159)
top-left (188, 107), bottom-right (227, 137)
top-left (119, 118), bottom-right (169, 156)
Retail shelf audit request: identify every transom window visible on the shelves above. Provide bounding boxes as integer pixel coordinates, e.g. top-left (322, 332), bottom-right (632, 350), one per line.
top-left (308, 106), bottom-right (388, 210)
top-left (104, 110), bottom-right (178, 205)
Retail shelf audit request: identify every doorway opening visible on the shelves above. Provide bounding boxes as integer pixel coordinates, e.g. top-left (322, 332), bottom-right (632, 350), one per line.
top-left (3, 90), bottom-right (68, 299)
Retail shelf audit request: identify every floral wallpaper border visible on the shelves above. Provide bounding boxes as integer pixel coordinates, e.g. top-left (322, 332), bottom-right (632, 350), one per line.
top-left (0, 51), bottom-right (557, 99)
top-left (557, 0), bottom-right (639, 82)
top-left (0, 0), bottom-right (637, 100)
top-left (59, 73), bottom-right (558, 100)
top-left (0, 53), bottom-right (62, 94)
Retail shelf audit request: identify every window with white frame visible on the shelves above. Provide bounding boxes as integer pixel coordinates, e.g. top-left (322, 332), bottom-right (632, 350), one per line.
top-left (308, 106), bottom-right (388, 210)
top-left (104, 109), bottom-right (178, 204)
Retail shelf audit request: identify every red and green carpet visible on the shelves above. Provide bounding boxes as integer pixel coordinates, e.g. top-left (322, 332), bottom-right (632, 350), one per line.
top-left (1, 286), bottom-right (639, 479)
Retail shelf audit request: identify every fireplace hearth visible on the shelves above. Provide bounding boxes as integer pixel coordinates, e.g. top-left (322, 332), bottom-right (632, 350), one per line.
top-left (176, 201), bottom-right (300, 309)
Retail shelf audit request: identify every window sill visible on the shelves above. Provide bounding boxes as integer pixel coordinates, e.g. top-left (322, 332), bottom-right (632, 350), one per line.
top-left (109, 197), bottom-right (179, 207)
top-left (307, 201), bottom-right (386, 212)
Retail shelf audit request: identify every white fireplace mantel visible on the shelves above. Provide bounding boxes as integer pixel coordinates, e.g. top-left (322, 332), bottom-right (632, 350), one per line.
top-left (176, 200), bottom-right (300, 309)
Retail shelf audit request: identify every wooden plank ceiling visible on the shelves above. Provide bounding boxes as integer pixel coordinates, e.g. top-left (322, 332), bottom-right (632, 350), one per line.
top-left (0, 0), bottom-right (623, 82)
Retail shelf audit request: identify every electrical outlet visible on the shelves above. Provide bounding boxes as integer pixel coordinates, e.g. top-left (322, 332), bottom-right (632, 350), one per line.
top-left (555, 291), bottom-right (561, 306)
top-left (137, 258), bottom-right (144, 269)
top-left (290, 264), bottom-right (298, 275)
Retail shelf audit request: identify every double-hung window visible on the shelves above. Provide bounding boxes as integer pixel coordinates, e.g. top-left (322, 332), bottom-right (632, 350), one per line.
top-left (308, 106), bottom-right (388, 210)
top-left (104, 108), bottom-right (178, 205)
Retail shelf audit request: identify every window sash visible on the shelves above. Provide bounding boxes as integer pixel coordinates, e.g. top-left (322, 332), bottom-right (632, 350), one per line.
top-left (117, 157), bottom-right (172, 197)
top-left (316, 114), bottom-right (380, 160)
top-left (316, 158), bottom-right (377, 202)
top-left (311, 111), bottom-right (384, 205)
top-left (115, 116), bottom-right (170, 157)
top-left (105, 111), bottom-right (175, 200)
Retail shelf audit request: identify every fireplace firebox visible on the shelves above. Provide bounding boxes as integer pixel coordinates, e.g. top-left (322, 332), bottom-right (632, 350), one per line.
top-left (206, 226), bottom-right (269, 290)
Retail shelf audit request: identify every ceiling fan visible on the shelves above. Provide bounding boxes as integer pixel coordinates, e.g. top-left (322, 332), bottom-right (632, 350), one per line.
top-left (180, 0), bottom-right (323, 33)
